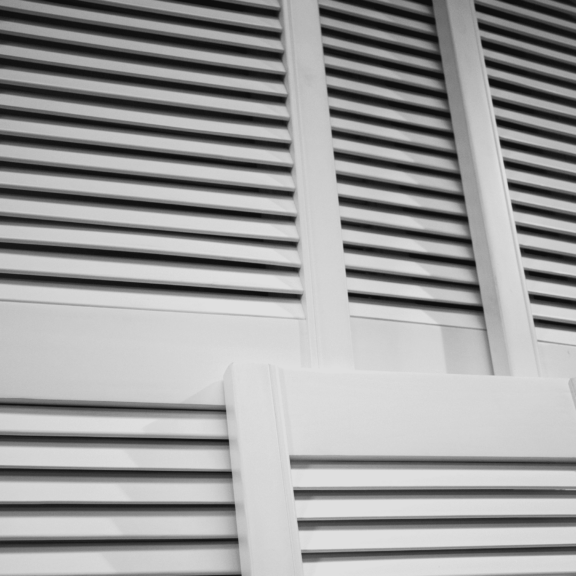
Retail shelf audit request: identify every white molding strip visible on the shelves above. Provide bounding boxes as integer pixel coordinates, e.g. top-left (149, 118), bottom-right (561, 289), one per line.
top-left (281, 0), bottom-right (354, 369)
top-left (224, 364), bottom-right (303, 576)
top-left (433, 0), bottom-right (540, 376)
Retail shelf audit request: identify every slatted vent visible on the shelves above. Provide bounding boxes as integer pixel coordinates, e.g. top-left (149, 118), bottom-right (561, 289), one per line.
top-left (320, 0), bottom-right (484, 329)
top-left (477, 0), bottom-right (576, 345)
top-left (293, 459), bottom-right (576, 576)
top-left (0, 402), bottom-right (239, 575)
top-left (0, 0), bottom-right (303, 318)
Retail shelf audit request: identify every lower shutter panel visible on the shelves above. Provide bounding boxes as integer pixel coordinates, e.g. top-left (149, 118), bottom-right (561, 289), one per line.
top-left (293, 460), bottom-right (576, 576)
top-left (477, 0), bottom-right (576, 345)
top-left (321, 0), bottom-right (484, 330)
top-left (0, 403), bottom-right (239, 575)
top-left (0, 0), bottom-right (302, 319)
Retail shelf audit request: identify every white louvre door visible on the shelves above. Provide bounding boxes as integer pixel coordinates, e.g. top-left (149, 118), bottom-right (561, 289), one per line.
top-left (320, 0), bottom-right (486, 331)
top-left (0, 0), bottom-right (305, 403)
top-left (476, 0), bottom-right (576, 347)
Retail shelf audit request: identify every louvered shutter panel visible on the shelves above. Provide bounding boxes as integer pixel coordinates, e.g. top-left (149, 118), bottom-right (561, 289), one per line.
top-left (294, 460), bottom-right (576, 575)
top-left (476, 0), bottom-right (576, 346)
top-left (0, 0), bottom-right (303, 318)
top-left (0, 402), bottom-right (238, 575)
top-left (320, 0), bottom-right (485, 329)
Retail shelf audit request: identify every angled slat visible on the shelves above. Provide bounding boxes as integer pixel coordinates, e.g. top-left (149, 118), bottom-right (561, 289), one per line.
top-left (327, 75), bottom-right (448, 113)
top-left (349, 300), bottom-right (485, 329)
top-left (491, 87), bottom-right (576, 123)
top-left (0, 475), bottom-right (235, 504)
top-left (0, 510), bottom-right (237, 541)
top-left (295, 493), bottom-right (576, 520)
top-left (1, 45), bottom-right (287, 97)
top-left (74, 0), bottom-right (282, 32)
top-left (0, 197), bottom-right (299, 242)
top-left (322, 36), bottom-right (441, 74)
top-left (331, 117), bottom-right (455, 152)
top-left (347, 276), bottom-right (481, 306)
top-left (477, 0), bottom-right (576, 36)
top-left (340, 205), bottom-right (470, 239)
top-left (0, 440), bottom-right (231, 471)
top-left (507, 168), bottom-right (576, 197)
top-left (495, 106), bottom-right (576, 140)
top-left (0, 280), bottom-right (305, 318)
top-left (0, 21), bottom-right (285, 74)
top-left (476, 10), bottom-right (576, 52)
top-left (362, 0), bottom-right (433, 17)
top-left (511, 190), bottom-right (576, 219)
top-left (514, 211), bottom-right (576, 238)
top-left (320, 16), bottom-right (439, 54)
top-left (300, 523), bottom-right (576, 553)
top-left (0, 543), bottom-right (240, 576)
top-left (0, 119), bottom-right (293, 167)
top-left (526, 278), bottom-right (576, 302)
top-left (319, 0), bottom-right (436, 37)
top-left (339, 183), bottom-right (466, 215)
top-left (0, 144), bottom-right (295, 191)
top-left (345, 252), bottom-right (478, 284)
top-left (2, 69), bottom-right (289, 120)
top-left (336, 160), bottom-right (463, 195)
top-left (499, 127), bottom-right (576, 159)
top-left (532, 302), bottom-right (576, 325)
top-left (0, 405), bottom-right (228, 439)
top-left (536, 325), bottom-right (576, 345)
top-left (0, 223), bottom-right (301, 268)
top-left (484, 48), bottom-right (576, 86)
top-left (0, 171), bottom-right (297, 217)
top-left (488, 66), bottom-right (576, 105)
top-left (0, 251), bottom-right (304, 294)
top-left (329, 97), bottom-right (452, 132)
top-left (480, 29), bottom-right (576, 69)
top-left (333, 137), bottom-right (459, 173)
top-left (1, 0), bottom-right (282, 53)
top-left (291, 463), bottom-right (576, 490)
top-left (325, 55), bottom-right (445, 93)
top-left (0, 93), bottom-right (291, 143)
top-left (525, 0), bottom-right (576, 18)
top-left (301, 552), bottom-right (576, 576)
top-left (342, 229), bottom-right (474, 260)
top-left (517, 231), bottom-right (576, 259)
top-left (503, 147), bottom-right (576, 179)
top-left (523, 255), bottom-right (576, 280)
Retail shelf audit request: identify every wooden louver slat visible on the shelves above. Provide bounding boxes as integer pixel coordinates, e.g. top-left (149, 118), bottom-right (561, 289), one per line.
top-left (0, 0), bottom-right (302, 317)
top-left (322, 0), bottom-right (484, 328)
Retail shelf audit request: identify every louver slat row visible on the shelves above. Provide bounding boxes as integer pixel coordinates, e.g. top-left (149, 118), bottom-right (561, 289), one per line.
top-left (0, 0), bottom-right (302, 318)
top-left (293, 460), bottom-right (576, 576)
top-left (477, 0), bottom-right (576, 345)
top-left (321, 0), bottom-right (484, 329)
top-left (0, 403), bottom-right (239, 576)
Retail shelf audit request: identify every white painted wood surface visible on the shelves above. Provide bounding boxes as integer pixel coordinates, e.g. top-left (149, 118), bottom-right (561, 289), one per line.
top-left (281, 0), bottom-right (354, 369)
top-left (433, 0), bottom-right (540, 376)
top-left (224, 364), bottom-right (303, 576)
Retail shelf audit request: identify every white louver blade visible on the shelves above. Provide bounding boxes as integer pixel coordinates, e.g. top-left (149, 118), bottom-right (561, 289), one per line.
top-left (0, 0), bottom-right (302, 318)
top-left (321, 0), bottom-right (485, 329)
top-left (0, 403), bottom-right (239, 576)
top-left (477, 0), bottom-right (576, 345)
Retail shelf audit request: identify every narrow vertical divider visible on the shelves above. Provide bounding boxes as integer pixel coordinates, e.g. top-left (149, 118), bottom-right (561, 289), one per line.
top-left (433, 0), bottom-right (540, 376)
top-left (281, 0), bottom-right (355, 369)
top-left (224, 363), bottom-right (303, 576)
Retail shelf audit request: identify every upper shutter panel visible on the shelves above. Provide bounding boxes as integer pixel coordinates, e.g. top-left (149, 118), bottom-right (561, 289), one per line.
top-left (476, 0), bottom-right (576, 346)
top-left (0, 0), bottom-right (303, 318)
top-left (320, 0), bottom-right (485, 330)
